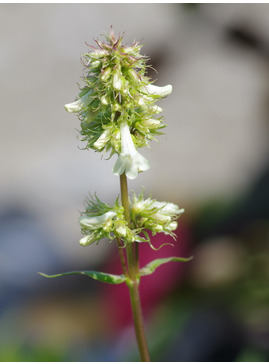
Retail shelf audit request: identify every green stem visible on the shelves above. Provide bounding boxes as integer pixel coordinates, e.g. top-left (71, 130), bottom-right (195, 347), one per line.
top-left (116, 237), bottom-right (129, 278)
top-left (120, 173), bottom-right (151, 362)
top-left (135, 241), bottom-right (140, 274)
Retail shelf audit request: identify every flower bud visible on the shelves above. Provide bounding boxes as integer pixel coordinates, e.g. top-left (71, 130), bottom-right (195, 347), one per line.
top-left (154, 213), bottom-right (171, 224)
top-left (93, 128), bottom-right (112, 150)
top-left (167, 221), bottom-right (178, 231)
top-left (101, 67), bottom-right (112, 82)
top-left (91, 60), bottom-right (101, 69)
top-left (144, 118), bottom-right (161, 129)
top-left (101, 95), bottom-right (109, 105)
top-left (113, 69), bottom-right (122, 91)
top-left (128, 69), bottom-right (140, 83)
top-left (91, 49), bottom-right (108, 58)
top-left (149, 105), bottom-right (163, 114)
top-left (79, 234), bottom-right (95, 247)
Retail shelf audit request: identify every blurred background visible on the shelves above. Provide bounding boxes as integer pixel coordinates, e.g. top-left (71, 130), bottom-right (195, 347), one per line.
top-left (0, 3), bottom-right (269, 361)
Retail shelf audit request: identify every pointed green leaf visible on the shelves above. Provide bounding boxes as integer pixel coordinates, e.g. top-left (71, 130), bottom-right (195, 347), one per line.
top-left (139, 256), bottom-right (193, 277)
top-left (39, 270), bottom-right (126, 284)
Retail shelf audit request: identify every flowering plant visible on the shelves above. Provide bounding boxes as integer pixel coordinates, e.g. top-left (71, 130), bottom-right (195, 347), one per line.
top-left (41, 28), bottom-right (191, 362)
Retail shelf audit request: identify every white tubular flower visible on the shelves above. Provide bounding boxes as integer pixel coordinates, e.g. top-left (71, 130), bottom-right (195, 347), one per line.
top-left (113, 120), bottom-right (150, 180)
top-left (143, 84), bottom-right (172, 98)
top-left (80, 211), bottom-right (116, 229)
top-left (65, 90), bottom-right (92, 113)
top-left (151, 201), bottom-right (184, 216)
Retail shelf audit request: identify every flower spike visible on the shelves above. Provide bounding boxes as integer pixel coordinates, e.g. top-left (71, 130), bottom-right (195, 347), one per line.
top-left (65, 30), bottom-right (172, 168)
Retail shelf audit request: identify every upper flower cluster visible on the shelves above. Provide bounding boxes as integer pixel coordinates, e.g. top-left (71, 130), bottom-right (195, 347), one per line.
top-left (65, 28), bottom-right (172, 179)
top-left (79, 192), bottom-right (183, 248)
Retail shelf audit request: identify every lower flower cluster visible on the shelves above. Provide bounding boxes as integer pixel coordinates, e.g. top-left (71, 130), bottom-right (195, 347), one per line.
top-left (79, 193), bottom-right (184, 248)
top-left (130, 191), bottom-right (184, 239)
top-left (79, 195), bottom-right (139, 246)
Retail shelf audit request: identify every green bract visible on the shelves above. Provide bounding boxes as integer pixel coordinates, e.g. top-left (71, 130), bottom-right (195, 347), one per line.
top-left (65, 28), bottom-right (172, 179)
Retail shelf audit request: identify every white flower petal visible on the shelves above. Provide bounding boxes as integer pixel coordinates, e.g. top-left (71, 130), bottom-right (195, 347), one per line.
top-left (154, 213), bottom-right (171, 224)
top-left (151, 201), bottom-right (183, 216)
top-left (132, 151), bottom-right (150, 174)
top-left (144, 84), bottom-right (172, 98)
top-left (167, 221), bottom-right (178, 231)
top-left (113, 149), bottom-right (150, 180)
top-left (120, 120), bottom-right (136, 155)
top-left (80, 211), bottom-right (116, 228)
top-left (113, 154), bottom-right (130, 176)
top-left (65, 90), bottom-right (92, 113)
